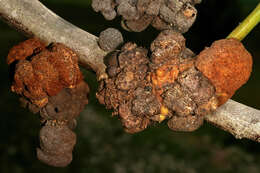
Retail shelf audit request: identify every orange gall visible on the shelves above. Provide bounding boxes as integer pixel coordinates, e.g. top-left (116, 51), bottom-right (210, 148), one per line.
top-left (195, 38), bottom-right (252, 105)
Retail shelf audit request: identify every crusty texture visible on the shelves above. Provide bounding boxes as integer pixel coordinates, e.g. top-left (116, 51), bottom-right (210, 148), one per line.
top-left (195, 38), bottom-right (253, 105)
top-left (150, 29), bottom-right (185, 66)
top-left (31, 51), bottom-right (63, 96)
top-left (91, 0), bottom-right (116, 20)
top-left (8, 39), bottom-right (90, 167)
top-left (97, 32), bottom-right (252, 134)
top-left (48, 43), bottom-right (83, 88)
top-left (7, 38), bottom-right (45, 65)
top-left (8, 39), bottom-right (84, 107)
top-left (96, 42), bottom-right (151, 133)
top-left (92, 0), bottom-right (200, 32)
top-left (97, 30), bottom-right (219, 133)
top-left (12, 60), bottom-right (48, 107)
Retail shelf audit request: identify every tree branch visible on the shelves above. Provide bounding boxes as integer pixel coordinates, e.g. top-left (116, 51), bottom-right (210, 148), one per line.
top-left (0, 0), bottom-right (260, 142)
top-left (205, 100), bottom-right (260, 142)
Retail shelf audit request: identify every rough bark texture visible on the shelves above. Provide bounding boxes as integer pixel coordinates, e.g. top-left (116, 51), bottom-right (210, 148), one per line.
top-left (0, 0), bottom-right (260, 142)
top-left (205, 100), bottom-right (260, 143)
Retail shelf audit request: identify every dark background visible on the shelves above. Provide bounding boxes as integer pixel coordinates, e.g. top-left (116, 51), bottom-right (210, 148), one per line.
top-left (0, 0), bottom-right (259, 172)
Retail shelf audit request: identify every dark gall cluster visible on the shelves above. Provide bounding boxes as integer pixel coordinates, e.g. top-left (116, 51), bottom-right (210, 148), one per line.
top-left (7, 38), bottom-right (90, 167)
top-left (97, 42), bottom-right (152, 133)
top-left (92, 0), bottom-right (200, 32)
top-left (97, 30), bottom-right (252, 133)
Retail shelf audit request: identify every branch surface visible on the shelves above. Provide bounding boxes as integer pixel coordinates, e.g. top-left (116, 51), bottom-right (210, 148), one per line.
top-left (205, 100), bottom-right (260, 142)
top-left (0, 0), bottom-right (260, 142)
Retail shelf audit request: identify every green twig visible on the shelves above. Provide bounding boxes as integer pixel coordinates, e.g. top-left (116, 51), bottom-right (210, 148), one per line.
top-left (227, 2), bottom-right (260, 41)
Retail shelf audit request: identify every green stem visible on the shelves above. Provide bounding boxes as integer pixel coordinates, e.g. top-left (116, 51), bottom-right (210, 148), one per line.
top-left (227, 2), bottom-right (260, 41)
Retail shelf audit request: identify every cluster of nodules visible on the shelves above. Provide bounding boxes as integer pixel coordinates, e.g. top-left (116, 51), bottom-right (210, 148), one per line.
top-left (7, 39), bottom-right (89, 167)
top-left (97, 30), bottom-right (218, 133)
top-left (92, 0), bottom-right (201, 32)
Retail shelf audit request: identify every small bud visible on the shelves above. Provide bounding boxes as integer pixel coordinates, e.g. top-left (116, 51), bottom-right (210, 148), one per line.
top-left (98, 28), bottom-right (124, 52)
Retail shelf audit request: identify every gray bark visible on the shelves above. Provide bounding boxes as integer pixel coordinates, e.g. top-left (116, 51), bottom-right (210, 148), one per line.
top-left (205, 100), bottom-right (260, 142)
top-left (0, 0), bottom-right (259, 142)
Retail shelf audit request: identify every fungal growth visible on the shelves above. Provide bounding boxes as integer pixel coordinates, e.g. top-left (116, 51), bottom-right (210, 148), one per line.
top-left (98, 27), bottom-right (124, 52)
top-left (195, 38), bottom-right (253, 106)
top-left (97, 30), bottom-right (252, 133)
top-left (97, 42), bottom-right (152, 133)
top-left (7, 38), bottom-right (89, 167)
top-left (92, 0), bottom-right (200, 32)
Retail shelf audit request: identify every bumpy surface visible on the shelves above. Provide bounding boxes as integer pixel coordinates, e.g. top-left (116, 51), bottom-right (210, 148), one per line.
top-left (7, 38), bottom-right (45, 65)
top-left (8, 39), bottom-right (89, 167)
top-left (195, 38), bottom-right (252, 105)
top-left (97, 30), bottom-right (219, 133)
top-left (9, 40), bottom-right (83, 108)
top-left (92, 0), bottom-right (200, 32)
top-left (97, 42), bottom-right (152, 133)
top-left (97, 30), bottom-right (252, 133)
top-left (20, 81), bottom-right (89, 167)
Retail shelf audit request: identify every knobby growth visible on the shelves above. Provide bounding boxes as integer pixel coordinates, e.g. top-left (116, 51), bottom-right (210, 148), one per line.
top-left (96, 30), bottom-right (252, 133)
top-left (92, 0), bottom-right (200, 32)
top-left (7, 39), bottom-right (89, 167)
top-left (2, 0), bottom-right (259, 168)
